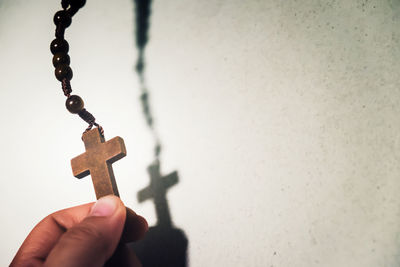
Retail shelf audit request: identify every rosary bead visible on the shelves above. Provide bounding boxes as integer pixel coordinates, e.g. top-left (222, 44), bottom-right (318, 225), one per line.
top-left (55, 65), bottom-right (73, 81)
top-left (66, 95), bottom-right (84, 114)
top-left (70, 0), bottom-right (86, 8)
top-left (50, 38), bottom-right (69, 55)
top-left (52, 53), bottom-right (70, 67)
top-left (53, 10), bottom-right (72, 28)
top-left (61, 0), bottom-right (69, 9)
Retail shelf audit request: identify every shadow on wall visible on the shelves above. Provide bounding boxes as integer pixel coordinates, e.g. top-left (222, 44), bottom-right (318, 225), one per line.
top-left (128, 0), bottom-right (189, 266)
top-left (130, 160), bottom-right (188, 267)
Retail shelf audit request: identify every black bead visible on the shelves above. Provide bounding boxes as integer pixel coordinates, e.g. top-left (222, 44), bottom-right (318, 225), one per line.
top-left (61, 0), bottom-right (69, 9)
top-left (66, 95), bottom-right (84, 114)
top-left (52, 53), bottom-right (70, 67)
top-left (50, 39), bottom-right (69, 55)
top-left (70, 0), bottom-right (86, 8)
top-left (53, 10), bottom-right (72, 28)
top-left (55, 65), bottom-right (73, 81)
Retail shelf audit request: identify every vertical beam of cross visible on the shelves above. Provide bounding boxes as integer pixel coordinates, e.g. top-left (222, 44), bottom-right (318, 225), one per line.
top-left (138, 160), bottom-right (178, 228)
top-left (71, 128), bottom-right (127, 199)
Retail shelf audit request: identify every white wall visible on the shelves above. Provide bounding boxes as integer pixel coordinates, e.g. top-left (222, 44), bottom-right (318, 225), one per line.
top-left (0, 0), bottom-right (399, 266)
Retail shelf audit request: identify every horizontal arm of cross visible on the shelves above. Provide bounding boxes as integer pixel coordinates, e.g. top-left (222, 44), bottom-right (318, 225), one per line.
top-left (163, 171), bottom-right (178, 188)
top-left (138, 186), bottom-right (153, 203)
top-left (71, 153), bottom-right (90, 179)
top-left (105, 137), bottom-right (127, 163)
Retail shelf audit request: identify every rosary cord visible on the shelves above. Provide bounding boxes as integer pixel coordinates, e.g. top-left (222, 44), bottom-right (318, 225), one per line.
top-left (61, 79), bottom-right (72, 97)
top-left (51, 0), bottom-right (103, 136)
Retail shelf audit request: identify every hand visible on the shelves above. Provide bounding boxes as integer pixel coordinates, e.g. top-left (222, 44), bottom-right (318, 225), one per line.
top-left (11, 195), bottom-right (148, 267)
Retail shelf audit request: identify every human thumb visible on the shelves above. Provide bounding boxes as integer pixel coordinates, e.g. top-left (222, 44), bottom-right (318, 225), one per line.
top-left (44, 195), bottom-right (126, 267)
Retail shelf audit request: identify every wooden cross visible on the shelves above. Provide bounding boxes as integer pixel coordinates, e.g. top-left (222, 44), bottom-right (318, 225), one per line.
top-left (138, 160), bottom-right (178, 228)
top-left (71, 128), bottom-right (126, 199)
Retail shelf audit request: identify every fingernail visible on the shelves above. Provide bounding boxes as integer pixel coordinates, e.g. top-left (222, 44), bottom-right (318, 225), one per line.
top-left (89, 195), bottom-right (118, 217)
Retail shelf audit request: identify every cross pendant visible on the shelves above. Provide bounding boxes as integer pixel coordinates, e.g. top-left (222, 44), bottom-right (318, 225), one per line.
top-left (71, 128), bottom-right (127, 199)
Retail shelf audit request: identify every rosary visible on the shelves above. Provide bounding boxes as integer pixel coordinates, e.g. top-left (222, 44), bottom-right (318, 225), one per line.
top-left (50, 0), bottom-right (126, 199)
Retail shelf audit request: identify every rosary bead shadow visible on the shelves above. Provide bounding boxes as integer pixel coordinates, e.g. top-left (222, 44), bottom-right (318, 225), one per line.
top-left (130, 0), bottom-right (190, 265)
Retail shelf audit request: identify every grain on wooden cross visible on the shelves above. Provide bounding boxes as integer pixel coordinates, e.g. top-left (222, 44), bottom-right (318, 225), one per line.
top-left (71, 128), bottom-right (126, 199)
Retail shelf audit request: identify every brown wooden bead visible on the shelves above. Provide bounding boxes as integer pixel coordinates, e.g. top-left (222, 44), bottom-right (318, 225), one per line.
top-left (53, 10), bottom-right (72, 28)
top-left (50, 38), bottom-right (69, 55)
top-left (52, 53), bottom-right (70, 67)
top-left (66, 95), bottom-right (84, 114)
top-left (55, 65), bottom-right (73, 81)
top-left (70, 0), bottom-right (86, 8)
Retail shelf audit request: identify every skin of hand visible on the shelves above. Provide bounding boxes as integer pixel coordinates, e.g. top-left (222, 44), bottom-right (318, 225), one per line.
top-left (11, 195), bottom-right (148, 267)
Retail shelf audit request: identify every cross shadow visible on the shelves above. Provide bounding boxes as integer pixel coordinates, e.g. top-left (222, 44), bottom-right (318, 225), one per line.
top-left (129, 160), bottom-right (188, 267)
top-left (129, 0), bottom-right (189, 266)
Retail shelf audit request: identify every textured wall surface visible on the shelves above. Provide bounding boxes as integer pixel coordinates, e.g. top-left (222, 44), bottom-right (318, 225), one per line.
top-left (0, 0), bottom-right (399, 266)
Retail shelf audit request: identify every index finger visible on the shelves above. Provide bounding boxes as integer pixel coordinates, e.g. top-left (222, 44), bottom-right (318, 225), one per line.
top-left (11, 202), bottom-right (94, 266)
